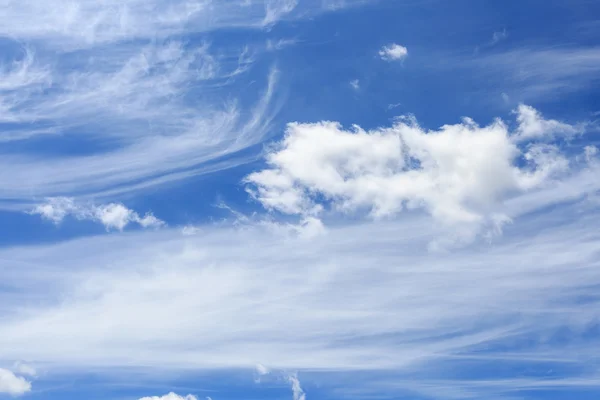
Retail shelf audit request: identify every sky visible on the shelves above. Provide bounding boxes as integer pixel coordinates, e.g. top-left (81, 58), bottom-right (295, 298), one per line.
top-left (0, 0), bottom-right (600, 399)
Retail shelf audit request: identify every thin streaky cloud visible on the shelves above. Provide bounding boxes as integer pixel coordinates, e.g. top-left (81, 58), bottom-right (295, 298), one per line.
top-left (0, 198), bottom-right (599, 400)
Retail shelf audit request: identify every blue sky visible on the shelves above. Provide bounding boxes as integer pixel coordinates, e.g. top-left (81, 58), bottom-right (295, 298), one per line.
top-left (1, 0), bottom-right (600, 399)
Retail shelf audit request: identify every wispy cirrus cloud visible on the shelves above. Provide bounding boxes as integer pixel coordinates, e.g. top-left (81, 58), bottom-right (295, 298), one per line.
top-left (468, 46), bottom-right (600, 99)
top-left (0, 0), bottom-right (374, 49)
top-left (0, 190), bottom-right (600, 399)
top-left (139, 393), bottom-right (198, 400)
top-left (0, 41), bottom-right (280, 204)
top-left (0, 1), bottom-right (278, 49)
top-left (0, 0), bottom-right (373, 207)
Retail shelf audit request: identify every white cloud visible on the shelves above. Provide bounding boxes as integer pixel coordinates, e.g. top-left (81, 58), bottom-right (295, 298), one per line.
top-left (139, 393), bottom-right (197, 400)
top-left (1, 193), bottom-right (600, 399)
top-left (468, 46), bottom-right (600, 99)
top-left (266, 38), bottom-right (299, 51)
top-left (0, 48), bottom-right (51, 92)
top-left (254, 365), bottom-right (306, 400)
top-left (584, 145), bottom-right (598, 163)
top-left (12, 362), bottom-right (36, 378)
top-left (514, 104), bottom-right (584, 141)
top-left (181, 225), bottom-right (203, 236)
top-left (0, 1), bottom-right (376, 206)
top-left (256, 364), bottom-right (270, 375)
top-left (379, 43), bottom-right (408, 61)
top-left (0, 368), bottom-right (31, 396)
top-left (349, 79), bottom-right (360, 90)
top-left (30, 197), bottom-right (165, 231)
top-left (0, 1), bottom-right (302, 49)
top-left (0, 12), bottom-right (282, 205)
top-left (245, 105), bottom-right (581, 243)
top-left (263, 0), bottom-right (299, 27)
top-left (288, 373), bottom-right (306, 400)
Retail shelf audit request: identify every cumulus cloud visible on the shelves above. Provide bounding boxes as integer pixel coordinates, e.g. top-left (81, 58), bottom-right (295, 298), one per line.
top-left (0, 368), bottom-right (31, 396)
top-left (139, 393), bottom-right (197, 400)
top-left (245, 105), bottom-right (581, 243)
top-left (30, 197), bottom-right (165, 231)
top-left (514, 104), bottom-right (584, 141)
top-left (379, 43), bottom-right (408, 61)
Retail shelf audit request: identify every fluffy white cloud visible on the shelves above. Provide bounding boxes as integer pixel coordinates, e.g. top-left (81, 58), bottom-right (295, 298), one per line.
top-left (30, 197), bottom-right (165, 231)
top-left (379, 43), bottom-right (408, 61)
top-left (245, 105), bottom-right (579, 242)
top-left (139, 393), bottom-right (197, 400)
top-left (0, 368), bottom-right (31, 396)
top-left (514, 104), bottom-right (584, 141)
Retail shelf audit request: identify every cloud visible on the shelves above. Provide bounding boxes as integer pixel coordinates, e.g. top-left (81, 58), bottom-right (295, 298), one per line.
top-left (349, 79), bottom-right (360, 90)
top-left (490, 28), bottom-right (508, 45)
top-left (514, 104), bottom-right (584, 141)
top-left (266, 38), bottom-right (299, 51)
top-left (139, 393), bottom-right (197, 400)
top-left (288, 373), bottom-right (306, 400)
top-left (468, 46), bottom-right (600, 99)
top-left (256, 364), bottom-right (270, 376)
top-left (2, 193), bottom-right (600, 399)
top-left (0, 47), bottom-right (51, 93)
top-left (0, 1), bottom-right (299, 207)
top-left (244, 105), bottom-right (582, 243)
top-left (0, 49), bottom-right (279, 203)
top-left (30, 197), bottom-right (165, 231)
top-left (0, 1), bottom-right (377, 206)
top-left (379, 43), bottom-right (408, 61)
top-left (12, 362), bottom-right (36, 378)
top-left (0, 1), bottom-right (307, 49)
top-left (254, 365), bottom-right (306, 400)
top-left (263, 0), bottom-right (299, 27)
top-left (584, 145), bottom-right (598, 162)
top-left (0, 368), bottom-right (31, 396)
